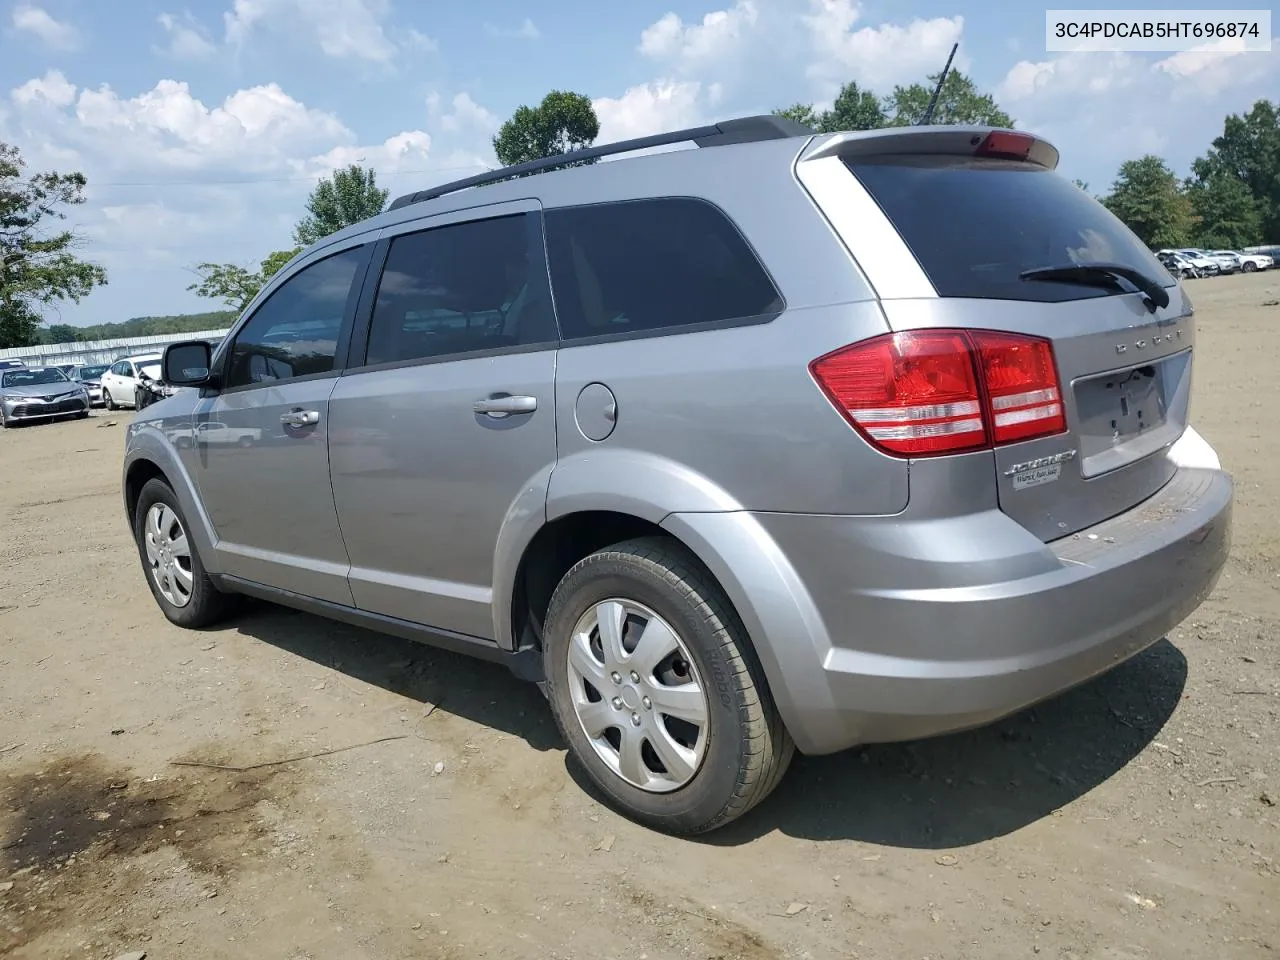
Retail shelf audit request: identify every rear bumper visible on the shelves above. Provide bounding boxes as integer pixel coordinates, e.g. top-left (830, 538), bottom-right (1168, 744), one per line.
top-left (665, 428), bottom-right (1232, 755)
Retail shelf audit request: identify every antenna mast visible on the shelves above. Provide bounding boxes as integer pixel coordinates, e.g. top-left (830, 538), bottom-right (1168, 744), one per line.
top-left (919, 42), bottom-right (959, 125)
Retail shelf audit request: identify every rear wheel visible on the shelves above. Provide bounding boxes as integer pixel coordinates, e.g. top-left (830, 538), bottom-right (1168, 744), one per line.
top-left (133, 477), bottom-right (235, 629)
top-left (543, 536), bottom-right (793, 835)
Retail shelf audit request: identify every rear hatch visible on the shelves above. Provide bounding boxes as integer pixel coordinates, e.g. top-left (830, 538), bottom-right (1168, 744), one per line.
top-left (815, 132), bottom-right (1192, 541)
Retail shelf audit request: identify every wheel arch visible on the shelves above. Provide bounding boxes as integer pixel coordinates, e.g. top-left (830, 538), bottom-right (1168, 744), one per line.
top-left (122, 437), bottom-right (222, 575)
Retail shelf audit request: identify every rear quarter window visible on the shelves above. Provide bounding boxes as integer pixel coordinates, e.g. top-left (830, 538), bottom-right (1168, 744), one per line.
top-left (544, 197), bottom-right (783, 341)
top-left (847, 156), bottom-right (1175, 303)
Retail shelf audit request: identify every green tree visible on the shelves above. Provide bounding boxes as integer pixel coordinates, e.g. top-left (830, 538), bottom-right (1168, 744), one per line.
top-left (492, 90), bottom-right (600, 167)
top-left (46, 322), bottom-right (78, 344)
top-left (0, 142), bottom-right (107, 349)
top-left (188, 247), bottom-right (301, 314)
top-left (772, 103), bottom-right (819, 129)
top-left (773, 70), bottom-right (1009, 137)
top-left (818, 81), bottom-right (886, 133)
top-left (1101, 155), bottom-right (1195, 249)
top-left (1187, 173), bottom-right (1264, 249)
top-left (1191, 100), bottom-right (1280, 241)
top-left (884, 70), bottom-right (1014, 127)
top-left (72, 310), bottom-right (235, 341)
top-left (293, 164), bottom-right (388, 247)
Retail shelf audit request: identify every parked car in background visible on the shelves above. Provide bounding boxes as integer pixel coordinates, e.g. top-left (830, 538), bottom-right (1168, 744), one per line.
top-left (1157, 249), bottom-right (1219, 275)
top-left (0, 360), bottom-right (27, 372)
top-left (123, 118), bottom-right (1233, 835)
top-left (99, 353), bottom-right (163, 410)
top-left (1157, 251), bottom-right (1201, 279)
top-left (1220, 250), bottom-right (1273, 272)
top-left (1197, 250), bottom-right (1242, 274)
top-left (70, 363), bottom-right (111, 406)
top-left (0, 365), bottom-right (91, 427)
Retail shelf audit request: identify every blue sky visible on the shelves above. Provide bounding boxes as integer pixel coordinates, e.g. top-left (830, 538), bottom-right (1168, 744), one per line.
top-left (1, 0), bottom-right (1277, 327)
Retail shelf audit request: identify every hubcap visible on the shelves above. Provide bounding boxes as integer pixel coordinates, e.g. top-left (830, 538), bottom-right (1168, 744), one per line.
top-left (566, 599), bottom-right (710, 793)
top-left (143, 503), bottom-right (194, 608)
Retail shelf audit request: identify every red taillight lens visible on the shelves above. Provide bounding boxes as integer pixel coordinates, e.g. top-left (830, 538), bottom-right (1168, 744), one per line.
top-left (810, 329), bottom-right (1065, 457)
top-left (810, 331), bottom-right (987, 456)
top-left (974, 131), bottom-right (1033, 160)
top-left (970, 331), bottom-right (1066, 444)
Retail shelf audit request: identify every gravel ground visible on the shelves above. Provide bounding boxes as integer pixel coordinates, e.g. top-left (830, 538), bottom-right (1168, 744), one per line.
top-left (2, 270), bottom-right (1277, 960)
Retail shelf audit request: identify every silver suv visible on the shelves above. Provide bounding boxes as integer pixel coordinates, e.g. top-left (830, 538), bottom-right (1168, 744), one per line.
top-left (124, 117), bottom-right (1233, 835)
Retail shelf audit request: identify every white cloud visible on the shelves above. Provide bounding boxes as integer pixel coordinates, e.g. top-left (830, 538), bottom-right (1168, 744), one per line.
top-left (403, 27), bottom-right (438, 52)
top-left (994, 46), bottom-right (1280, 187)
top-left (428, 91), bottom-right (499, 134)
top-left (10, 3), bottom-right (78, 50)
top-left (1154, 41), bottom-right (1279, 97)
top-left (0, 71), bottom-right (503, 324)
top-left (639, 1), bottom-right (759, 67)
top-left (802, 0), bottom-right (966, 94)
top-left (11, 69), bottom-right (76, 108)
top-left (224, 0), bottom-right (397, 61)
top-left (63, 80), bottom-right (350, 174)
top-left (592, 81), bottom-right (708, 145)
top-left (629, 0), bottom-right (969, 121)
top-left (156, 12), bottom-right (217, 61)
top-left (296, 130), bottom-right (432, 177)
top-left (485, 18), bottom-right (540, 40)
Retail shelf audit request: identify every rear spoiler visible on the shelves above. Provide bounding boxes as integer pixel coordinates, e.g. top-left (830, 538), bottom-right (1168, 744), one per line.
top-left (800, 126), bottom-right (1060, 170)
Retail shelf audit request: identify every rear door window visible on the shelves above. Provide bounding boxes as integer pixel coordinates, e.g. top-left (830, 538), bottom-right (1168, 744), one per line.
top-left (544, 197), bottom-right (783, 341)
top-left (846, 156), bottom-right (1175, 303)
top-left (363, 212), bottom-right (557, 366)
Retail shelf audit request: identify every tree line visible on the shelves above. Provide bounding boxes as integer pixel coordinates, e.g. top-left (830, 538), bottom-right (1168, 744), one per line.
top-left (3, 78), bottom-right (1277, 350)
top-left (1099, 99), bottom-right (1279, 250)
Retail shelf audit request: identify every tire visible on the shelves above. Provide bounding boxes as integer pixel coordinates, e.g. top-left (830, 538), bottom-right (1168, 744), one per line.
top-left (75, 411), bottom-right (90, 420)
top-left (0, 409), bottom-right (8, 429)
top-left (1244, 261), bottom-right (1257, 273)
top-left (543, 536), bottom-right (794, 835)
top-left (104, 388), bottom-right (117, 411)
top-left (133, 477), bottom-right (235, 629)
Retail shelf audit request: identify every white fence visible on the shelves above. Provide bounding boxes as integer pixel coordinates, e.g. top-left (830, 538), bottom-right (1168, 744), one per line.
top-left (0, 329), bottom-right (231, 367)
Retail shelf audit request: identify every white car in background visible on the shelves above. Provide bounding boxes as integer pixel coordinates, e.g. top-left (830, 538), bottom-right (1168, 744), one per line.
top-left (1158, 249), bottom-right (1220, 275)
top-left (1193, 250), bottom-right (1241, 274)
top-left (99, 353), bottom-right (163, 410)
top-left (1218, 250), bottom-right (1274, 272)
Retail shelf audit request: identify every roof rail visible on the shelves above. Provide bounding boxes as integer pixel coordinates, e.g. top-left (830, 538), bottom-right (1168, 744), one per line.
top-left (387, 114), bottom-right (814, 212)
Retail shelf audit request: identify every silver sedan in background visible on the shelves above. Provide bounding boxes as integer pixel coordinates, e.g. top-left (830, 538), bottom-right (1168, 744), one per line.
top-left (70, 362), bottom-right (111, 407)
top-left (0, 366), bottom-right (92, 428)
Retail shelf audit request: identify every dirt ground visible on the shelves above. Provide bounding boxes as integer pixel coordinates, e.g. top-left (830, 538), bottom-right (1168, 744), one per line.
top-left (2, 272), bottom-right (1278, 960)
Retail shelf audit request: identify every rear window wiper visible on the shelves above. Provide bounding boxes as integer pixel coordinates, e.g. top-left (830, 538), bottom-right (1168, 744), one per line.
top-left (1019, 261), bottom-right (1170, 311)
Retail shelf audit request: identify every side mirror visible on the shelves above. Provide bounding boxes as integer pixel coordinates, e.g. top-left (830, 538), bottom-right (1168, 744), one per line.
top-left (163, 340), bottom-right (215, 387)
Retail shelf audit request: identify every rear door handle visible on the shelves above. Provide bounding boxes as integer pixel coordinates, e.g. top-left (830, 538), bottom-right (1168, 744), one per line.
top-left (473, 395), bottom-right (537, 417)
top-left (281, 409), bottom-right (320, 427)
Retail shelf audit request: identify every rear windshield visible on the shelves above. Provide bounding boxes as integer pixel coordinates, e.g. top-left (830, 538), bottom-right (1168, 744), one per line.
top-left (846, 156), bottom-right (1175, 303)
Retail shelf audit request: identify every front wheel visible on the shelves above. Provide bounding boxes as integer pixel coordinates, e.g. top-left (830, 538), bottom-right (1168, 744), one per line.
top-left (543, 537), bottom-right (794, 835)
top-left (133, 477), bottom-right (236, 629)
top-left (1243, 261), bottom-right (1257, 273)
top-left (104, 388), bottom-right (117, 411)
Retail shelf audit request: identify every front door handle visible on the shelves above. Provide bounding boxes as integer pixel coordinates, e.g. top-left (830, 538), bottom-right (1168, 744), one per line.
top-left (281, 409), bottom-right (320, 427)
top-left (473, 395), bottom-right (537, 417)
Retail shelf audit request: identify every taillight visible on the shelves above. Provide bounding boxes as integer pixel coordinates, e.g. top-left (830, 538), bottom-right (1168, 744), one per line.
top-left (810, 329), bottom-right (1066, 457)
top-left (970, 331), bottom-right (1065, 444)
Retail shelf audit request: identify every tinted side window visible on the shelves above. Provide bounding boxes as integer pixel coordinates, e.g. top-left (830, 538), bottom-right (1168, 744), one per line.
top-left (364, 213), bottom-right (555, 366)
top-left (226, 247), bottom-right (366, 388)
top-left (545, 198), bottom-right (782, 341)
